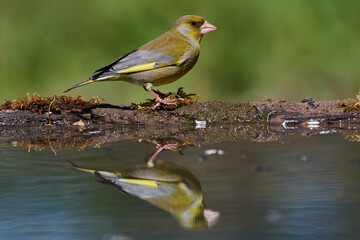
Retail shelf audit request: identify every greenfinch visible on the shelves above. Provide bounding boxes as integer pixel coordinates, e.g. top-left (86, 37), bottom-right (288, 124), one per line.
top-left (69, 161), bottom-right (219, 229)
top-left (64, 15), bottom-right (217, 108)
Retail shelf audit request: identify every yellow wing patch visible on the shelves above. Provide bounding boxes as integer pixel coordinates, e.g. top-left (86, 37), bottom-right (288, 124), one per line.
top-left (119, 62), bottom-right (158, 74)
top-left (119, 178), bottom-right (159, 188)
top-left (172, 57), bottom-right (187, 65)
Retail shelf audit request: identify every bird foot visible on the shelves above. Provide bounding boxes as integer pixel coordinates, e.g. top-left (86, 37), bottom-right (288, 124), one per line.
top-left (150, 98), bottom-right (177, 110)
top-left (149, 89), bottom-right (178, 110)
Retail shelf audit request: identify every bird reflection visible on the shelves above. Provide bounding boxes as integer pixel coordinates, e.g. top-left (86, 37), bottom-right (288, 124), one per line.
top-left (69, 138), bottom-right (219, 229)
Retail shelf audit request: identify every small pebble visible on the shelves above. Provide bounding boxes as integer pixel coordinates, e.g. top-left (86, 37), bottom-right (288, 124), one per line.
top-left (301, 97), bottom-right (318, 108)
top-left (195, 120), bottom-right (206, 129)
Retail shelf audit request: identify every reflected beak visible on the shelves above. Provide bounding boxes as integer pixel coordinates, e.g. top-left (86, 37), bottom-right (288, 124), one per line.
top-left (204, 209), bottom-right (220, 226)
top-left (200, 20), bottom-right (218, 34)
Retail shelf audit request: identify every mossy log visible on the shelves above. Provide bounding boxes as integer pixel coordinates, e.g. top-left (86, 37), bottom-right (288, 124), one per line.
top-left (2, 97), bottom-right (360, 150)
top-left (0, 98), bottom-right (359, 128)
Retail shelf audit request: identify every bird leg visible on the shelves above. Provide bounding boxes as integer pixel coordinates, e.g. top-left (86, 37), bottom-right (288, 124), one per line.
top-left (143, 83), bottom-right (177, 110)
top-left (146, 141), bottom-right (180, 167)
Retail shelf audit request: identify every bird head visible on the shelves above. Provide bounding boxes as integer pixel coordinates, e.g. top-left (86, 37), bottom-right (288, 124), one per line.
top-left (170, 15), bottom-right (217, 43)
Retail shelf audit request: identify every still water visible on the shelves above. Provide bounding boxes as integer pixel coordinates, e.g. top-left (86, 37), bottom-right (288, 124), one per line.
top-left (1, 132), bottom-right (359, 240)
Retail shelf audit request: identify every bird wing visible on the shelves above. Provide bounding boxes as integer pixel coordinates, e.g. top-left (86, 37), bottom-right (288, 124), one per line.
top-left (91, 49), bottom-right (186, 80)
top-left (91, 31), bottom-right (193, 80)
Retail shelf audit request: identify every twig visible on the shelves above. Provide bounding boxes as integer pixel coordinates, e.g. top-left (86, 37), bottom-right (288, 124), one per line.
top-left (46, 96), bottom-right (56, 126)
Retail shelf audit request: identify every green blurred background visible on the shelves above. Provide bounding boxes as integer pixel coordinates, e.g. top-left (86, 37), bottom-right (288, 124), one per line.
top-left (1, 0), bottom-right (360, 104)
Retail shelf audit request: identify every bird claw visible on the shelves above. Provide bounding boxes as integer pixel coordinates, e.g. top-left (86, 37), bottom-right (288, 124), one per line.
top-left (150, 97), bottom-right (178, 110)
top-left (150, 102), bottom-right (161, 110)
top-left (160, 98), bottom-right (178, 105)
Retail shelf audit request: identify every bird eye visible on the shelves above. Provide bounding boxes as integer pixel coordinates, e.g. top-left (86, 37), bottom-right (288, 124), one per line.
top-left (191, 21), bottom-right (197, 26)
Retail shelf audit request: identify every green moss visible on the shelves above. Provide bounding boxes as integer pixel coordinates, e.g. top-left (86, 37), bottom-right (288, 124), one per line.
top-left (339, 91), bottom-right (360, 112)
top-left (0, 93), bottom-right (104, 114)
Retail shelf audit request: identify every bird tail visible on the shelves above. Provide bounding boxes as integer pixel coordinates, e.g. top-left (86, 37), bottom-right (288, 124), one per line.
top-left (67, 161), bottom-right (97, 174)
top-left (68, 160), bottom-right (119, 180)
top-left (63, 78), bottom-right (95, 93)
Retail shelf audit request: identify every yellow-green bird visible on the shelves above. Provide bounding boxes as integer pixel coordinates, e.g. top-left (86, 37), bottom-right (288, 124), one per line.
top-left (64, 15), bottom-right (217, 107)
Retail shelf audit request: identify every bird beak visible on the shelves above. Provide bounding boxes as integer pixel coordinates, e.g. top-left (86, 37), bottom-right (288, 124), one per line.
top-left (200, 20), bottom-right (218, 34)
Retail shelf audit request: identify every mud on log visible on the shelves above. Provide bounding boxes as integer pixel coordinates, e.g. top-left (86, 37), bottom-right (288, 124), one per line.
top-left (0, 98), bottom-right (358, 127)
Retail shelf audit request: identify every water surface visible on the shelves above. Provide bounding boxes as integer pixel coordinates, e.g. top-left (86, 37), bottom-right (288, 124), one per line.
top-left (1, 133), bottom-right (359, 240)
